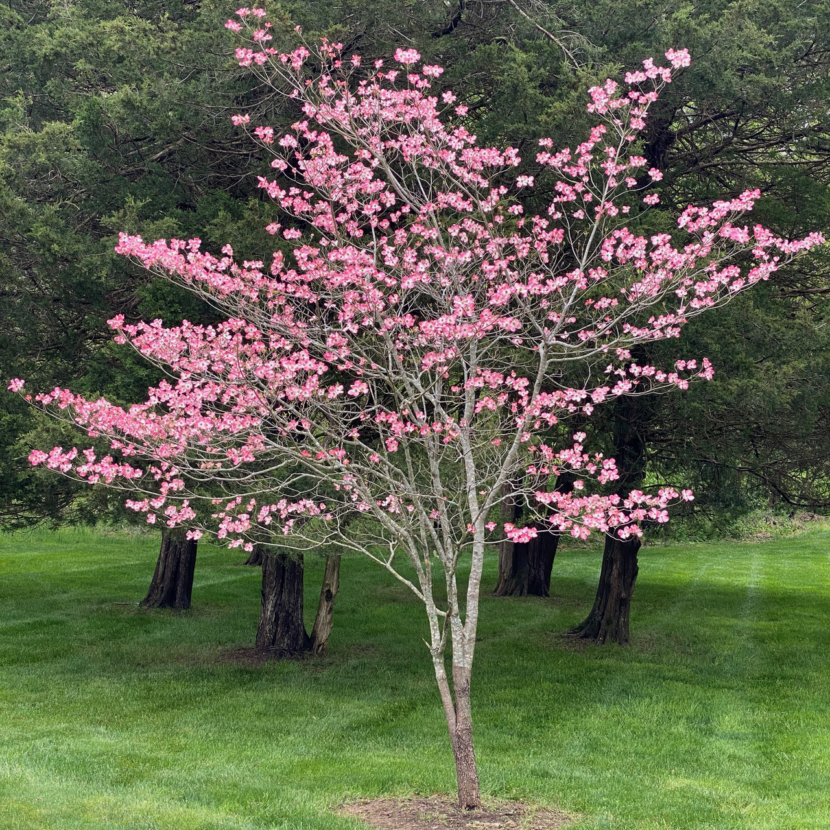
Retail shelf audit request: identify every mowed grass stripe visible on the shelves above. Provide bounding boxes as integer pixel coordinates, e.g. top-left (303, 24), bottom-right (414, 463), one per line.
top-left (1, 528), bottom-right (830, 829)
top-left (750, 541), bottom-right (830, 828)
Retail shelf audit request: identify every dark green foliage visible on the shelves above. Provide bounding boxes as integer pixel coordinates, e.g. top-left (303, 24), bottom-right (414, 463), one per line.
top-left (0, 0), bottom-right (280, 524)
top-left (2, 0), bottom-right (830, 525)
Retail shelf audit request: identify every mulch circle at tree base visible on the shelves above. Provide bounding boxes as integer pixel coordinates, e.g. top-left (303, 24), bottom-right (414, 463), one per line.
top-left (338, 796), bottom-right (574, 830)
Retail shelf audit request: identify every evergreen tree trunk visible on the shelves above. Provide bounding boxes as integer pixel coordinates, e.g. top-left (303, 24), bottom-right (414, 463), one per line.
top-left (567, 534), bottom-right (640, 645)
top-left (255, 551), bottom-right (311, 656)
top-left (310, 555), bottom-right (341, 655)
top-left (243, 546), bottom-right (264, 566)
top-left (494, 474), bottom-right (571, 597)
top-left (493, 526), bottom-right (560, 597)
top-left (141, 531), bottom-right (197, 610)
top-left (568, 392), bottom-right (649, 644)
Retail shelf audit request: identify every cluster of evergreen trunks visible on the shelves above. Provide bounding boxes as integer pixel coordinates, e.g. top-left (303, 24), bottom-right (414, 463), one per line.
top-left (141, 396), bottom-right (650, 652)
top-left (145, 520), bottom-right (637, 654)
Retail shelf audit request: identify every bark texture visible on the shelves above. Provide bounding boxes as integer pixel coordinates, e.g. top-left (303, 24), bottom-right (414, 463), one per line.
top-left (430, 570), bottom-right (484, 809)
top-left (255, 552), bottom-right (311, 655)
top-left (494, 523), bottom-right (559, 597)
top-left (255, 551), bottom-right (341, 657)
top-left (141, 531), bottom-right (197, 610)
top-left (430, 610), bottom-right (483, 807)
top-left (310, 555), bottom-right (341, 655)
top-left (567, 534), bottom-right (640, 645)
top-left (450, 669), bottom-right (482, 810)
top-left (243, 546), bottom-right (264, 566)
top-left (494, 475), bottom-right (570, 597)
top-left (568, 392), bottom-right (649, 644)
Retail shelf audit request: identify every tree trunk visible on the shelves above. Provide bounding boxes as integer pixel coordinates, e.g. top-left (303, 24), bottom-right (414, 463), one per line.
top-left (494, 526), bottom-right (560, 597)
top-left (243, 546), bottom-right (264, 566)
top-left (494, 475), bottom-right (571, 597)
top-left (567, 534), bottom-right (640, 645)
top-left (310, 555), bottom-right (340, 655)
top-left (141, 531), bottom-right (197, 610)
top-left (255, 552), bottom-right (311, 656)
top-left (450, 667), bottom-right (482, 810)
top-left (567, 391), bottom-right (649, 644)
top-left (430, 618), bottom-right (483, 809)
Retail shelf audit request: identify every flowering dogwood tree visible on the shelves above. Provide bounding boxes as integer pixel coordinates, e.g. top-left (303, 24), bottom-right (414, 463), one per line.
top-left (11, 20), bottom-right (824, 807)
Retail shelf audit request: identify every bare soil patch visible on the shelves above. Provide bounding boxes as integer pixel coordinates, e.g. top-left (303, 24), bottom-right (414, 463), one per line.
top-left (339, 796), bottom-right (574, 830)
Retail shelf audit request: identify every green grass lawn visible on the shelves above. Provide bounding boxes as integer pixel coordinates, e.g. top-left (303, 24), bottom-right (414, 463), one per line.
top-left (1, 527), bottom-right (828, 830)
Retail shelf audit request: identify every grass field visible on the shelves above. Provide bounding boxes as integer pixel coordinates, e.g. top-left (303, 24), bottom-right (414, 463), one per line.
top-left (1, 527), bottom-right (828, 830)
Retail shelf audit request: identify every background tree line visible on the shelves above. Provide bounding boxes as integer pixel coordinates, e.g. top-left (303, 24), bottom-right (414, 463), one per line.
top-left (2, 0), bottom-right (829, 530)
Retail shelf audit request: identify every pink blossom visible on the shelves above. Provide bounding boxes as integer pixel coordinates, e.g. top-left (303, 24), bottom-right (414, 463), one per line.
top-left (504, 524), bottom-right (538, 544)
top-left (14, 35), bottom-right (803, 806)
top-left (665, 48), bottom-right (691, 69)
top-left (394, 48), bottom-right (421, 65)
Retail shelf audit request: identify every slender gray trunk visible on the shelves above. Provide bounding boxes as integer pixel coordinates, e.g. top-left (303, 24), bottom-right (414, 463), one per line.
top-left (310, 555), bottom-right (341, 655)
top-left (449, 665), bottom-right (481, 810)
